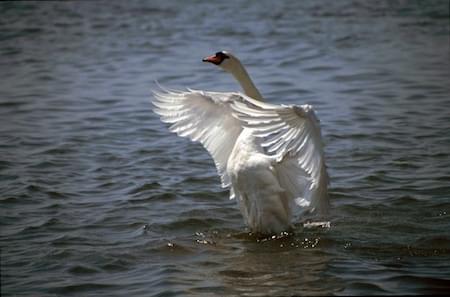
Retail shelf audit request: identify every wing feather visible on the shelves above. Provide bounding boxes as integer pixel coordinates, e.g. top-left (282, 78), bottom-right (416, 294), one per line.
top-left (152, 89), bottom-right (244, 189)
top-left (231, 96), bottom-right (329, 214)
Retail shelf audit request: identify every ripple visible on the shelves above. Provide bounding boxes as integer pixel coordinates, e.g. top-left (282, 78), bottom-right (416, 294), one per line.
top-left (344, 281), bottom-right (389, 295)
top-left (162, 217), bottom-right (227, 231)
top-left (67, 265), bottom-right (100, 275)
top-left (48, 283), bottom-right (119, 295)
top-left (127, 192), bottom-right (176, 204)
top-left (100, 259), bottom-right (132, 272)
top-left (219, 269), bottom-right (259, 278)
top-left (383, 275), bottom-right (450, 294)
top-left (413, 235), bottom-right (450, 251)
top-left (127, 182), bottom-right (161, 195)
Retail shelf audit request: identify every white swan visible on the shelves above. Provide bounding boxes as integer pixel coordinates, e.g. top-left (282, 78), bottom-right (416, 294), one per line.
top-left (152, 51), bottom-right (329, 234)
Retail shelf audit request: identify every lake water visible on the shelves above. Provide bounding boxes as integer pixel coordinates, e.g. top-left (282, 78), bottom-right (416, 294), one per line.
top-left (1, 1), bottom-right (450, 296)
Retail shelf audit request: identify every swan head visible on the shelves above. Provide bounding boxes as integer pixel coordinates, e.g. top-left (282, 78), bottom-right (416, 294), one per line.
top-left (202, 51), bottom-right (239, 73)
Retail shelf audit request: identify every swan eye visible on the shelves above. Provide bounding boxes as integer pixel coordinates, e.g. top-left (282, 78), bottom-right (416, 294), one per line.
top-left (215, 52), bottom-right (230, 60)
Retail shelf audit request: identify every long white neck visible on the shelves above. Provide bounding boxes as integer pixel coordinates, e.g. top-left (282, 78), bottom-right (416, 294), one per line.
top-left (229, 60), bottom-right (264, 101)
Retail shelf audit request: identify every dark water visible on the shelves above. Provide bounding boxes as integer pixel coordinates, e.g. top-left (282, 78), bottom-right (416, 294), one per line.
top-left (1, 1), bottom-right (450, 296)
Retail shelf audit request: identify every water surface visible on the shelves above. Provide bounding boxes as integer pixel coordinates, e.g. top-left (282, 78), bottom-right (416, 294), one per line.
top-left (1, 1), bottom-right (450, 296)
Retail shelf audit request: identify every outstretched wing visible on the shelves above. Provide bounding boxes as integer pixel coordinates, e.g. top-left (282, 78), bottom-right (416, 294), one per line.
top-left (231, 96), bottom-right (329, 214)
top-left (152, 88), bottom-right (244, 189)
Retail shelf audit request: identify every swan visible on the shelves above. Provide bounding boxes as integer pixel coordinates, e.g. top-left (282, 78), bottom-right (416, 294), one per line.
top-left (152, 51), bottom-right (329, 234)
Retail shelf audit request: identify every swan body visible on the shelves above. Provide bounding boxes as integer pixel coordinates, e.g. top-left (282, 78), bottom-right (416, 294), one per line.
top-left (152, 51), bottom-right (329, 234)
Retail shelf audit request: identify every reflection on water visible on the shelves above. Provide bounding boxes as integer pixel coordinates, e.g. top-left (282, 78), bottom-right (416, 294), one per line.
top-left (218, 235), bottom-right (337, 296)
top-left (1, 0), bottom-right (450, 296)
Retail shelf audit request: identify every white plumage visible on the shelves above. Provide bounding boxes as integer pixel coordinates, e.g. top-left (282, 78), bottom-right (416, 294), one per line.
top-left (152, 51), bottom-right (328, 234)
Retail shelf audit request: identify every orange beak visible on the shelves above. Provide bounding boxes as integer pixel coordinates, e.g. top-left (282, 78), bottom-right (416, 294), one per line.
top-left (202, 54), bottom-right (221, 65)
